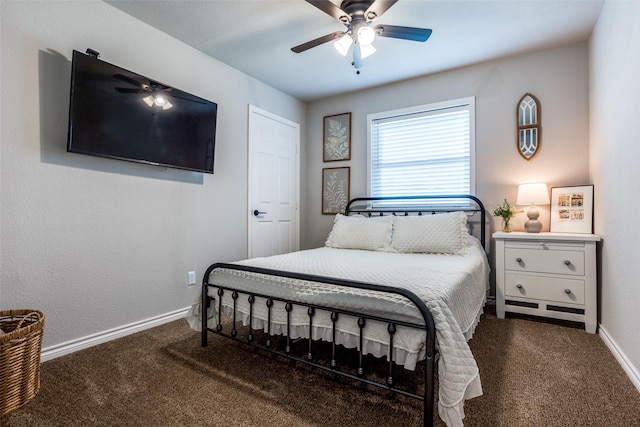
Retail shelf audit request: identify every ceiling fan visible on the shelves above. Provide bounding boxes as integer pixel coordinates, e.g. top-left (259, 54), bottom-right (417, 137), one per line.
top-left (113, 74), bottom-right (205, 110)
top-left (291, 0), bottom-right (432, 71)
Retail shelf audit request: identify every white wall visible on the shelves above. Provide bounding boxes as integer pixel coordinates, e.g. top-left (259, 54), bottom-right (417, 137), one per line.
top-left (304, 42), bottom-right (591, 251)
top-left (590, 1), bottom-right (640, 388)
top-left (0, 1), bottom-right (305, 349)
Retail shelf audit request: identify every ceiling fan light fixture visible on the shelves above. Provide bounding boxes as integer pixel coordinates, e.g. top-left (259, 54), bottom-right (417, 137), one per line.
top-left (360, 42), bottom-right (376, 59)
top-left (153, 94), bottom-right (173, 110)
top-left (143, 94), bottom-right (173, 110)
top-left (294, 0), bottom-right (433, 71)
top-left (357, 25), bottom-right (376, 46)
top-left (334, 33), bottom-right (353, 56)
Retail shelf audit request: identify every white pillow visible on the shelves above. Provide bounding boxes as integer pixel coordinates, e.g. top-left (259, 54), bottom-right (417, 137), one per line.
top-left (325, 214), bottom-right (393, 251)
top-left (390, 211), bottom-right (468, 255)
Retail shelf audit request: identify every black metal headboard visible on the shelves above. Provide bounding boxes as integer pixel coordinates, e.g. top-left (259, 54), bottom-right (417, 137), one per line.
top-left (344, 195), bottom-right (487, 250)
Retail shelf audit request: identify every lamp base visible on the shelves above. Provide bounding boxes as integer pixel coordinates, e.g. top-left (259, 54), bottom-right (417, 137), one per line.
top-left (525, 205), bottom-right (542, 233)
top-left (524, 220), bottom-right (542, 233)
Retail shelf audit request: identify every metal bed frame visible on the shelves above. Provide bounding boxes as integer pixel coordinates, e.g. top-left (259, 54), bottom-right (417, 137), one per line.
top-left (201, 195), bottom-right (486, 427)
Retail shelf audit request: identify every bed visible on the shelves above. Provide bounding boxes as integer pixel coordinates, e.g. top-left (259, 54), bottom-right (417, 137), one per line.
top-left (187, 195), bottom-right (488, 427)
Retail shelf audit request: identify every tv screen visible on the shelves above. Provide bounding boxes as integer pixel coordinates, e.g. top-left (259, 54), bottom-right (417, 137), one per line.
top-left (67, 50), bottom-right (217, 174)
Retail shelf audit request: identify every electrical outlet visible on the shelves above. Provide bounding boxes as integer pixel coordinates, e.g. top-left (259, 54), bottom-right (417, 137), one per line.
top-left (187, 271), bottom-right (196, 286)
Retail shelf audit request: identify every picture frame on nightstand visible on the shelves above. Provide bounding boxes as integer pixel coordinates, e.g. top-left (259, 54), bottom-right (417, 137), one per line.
top-left (550, 185), bottom-right (594, 233)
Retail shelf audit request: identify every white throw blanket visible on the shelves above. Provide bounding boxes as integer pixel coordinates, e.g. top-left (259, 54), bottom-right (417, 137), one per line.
top-left (187, 239), bottom-right (487, 427)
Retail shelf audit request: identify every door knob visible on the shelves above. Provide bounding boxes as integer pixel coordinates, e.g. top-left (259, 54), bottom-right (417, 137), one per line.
top-left (253, 209), bottom-right (266, 217)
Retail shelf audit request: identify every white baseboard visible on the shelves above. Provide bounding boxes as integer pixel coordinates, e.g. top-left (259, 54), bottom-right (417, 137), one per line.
top-left (599, 324), bottom-right (640, 393)
top-left (41, 307), bottom-right (190, 362)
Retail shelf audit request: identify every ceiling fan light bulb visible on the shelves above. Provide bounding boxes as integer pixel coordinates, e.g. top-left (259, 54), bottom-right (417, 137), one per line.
top-left (334, 34), bottom-right (353, 56)
top-left (357, 26), bottom-right (376, 46)
top-left (360, 43), bottom-right (376, 59)
top-left (154, 94), bottom-right (167, 107)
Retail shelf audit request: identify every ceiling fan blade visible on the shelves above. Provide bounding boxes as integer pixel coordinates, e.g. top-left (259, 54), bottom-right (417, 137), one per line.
top-left (305, 0), bottom-right (349, 22)
top-left (115, 87), bottom-right (145, 93)
top-left (168, 94), bottom-right (207, 105)
top-left (374, 24), bottom-right (432, 42)
top-left (364, 0), bottom-right (398, 20)
top-left (148, 80), bottom-right (173, 92)
top-left (291, 31), bottom-right (346, 53)
top-left (113, 73), bottom-right (145, 88)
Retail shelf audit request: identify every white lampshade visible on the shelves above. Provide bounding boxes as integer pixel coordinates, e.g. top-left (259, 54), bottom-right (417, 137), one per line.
top-left (517, 182), bottom-right (549, 233)
top-left (334, 34), bottom-right (353, 56)
top-left (357, 26), bottom-right (376, 46)
top-left (517, 182), bottom-right (549, 205)
top-left (359, 42), bottom-right (376, 59)
top-left (154, 94), bottom-right (167, 107)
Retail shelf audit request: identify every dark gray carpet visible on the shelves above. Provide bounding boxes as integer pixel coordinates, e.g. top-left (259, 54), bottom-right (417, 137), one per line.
top-left (4, 308), bottom-right (640, 426)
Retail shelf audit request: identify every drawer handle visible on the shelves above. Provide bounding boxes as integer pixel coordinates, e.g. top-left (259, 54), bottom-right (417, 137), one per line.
top-left (516, 257), bottom-right (522, 263)
top-left (516, 284), bottom-right (523, 289)
top-left (564, 260), bottom-right (571, 266)
top-left (564, 289), bottom-right (572, 294)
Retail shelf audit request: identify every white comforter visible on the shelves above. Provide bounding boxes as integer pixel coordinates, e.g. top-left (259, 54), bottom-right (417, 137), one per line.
top-left (187, 238), bottom-right (488, 427)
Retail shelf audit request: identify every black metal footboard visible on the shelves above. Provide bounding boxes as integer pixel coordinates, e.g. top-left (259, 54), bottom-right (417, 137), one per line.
top-left (201, 263), bottom-right (437, 427)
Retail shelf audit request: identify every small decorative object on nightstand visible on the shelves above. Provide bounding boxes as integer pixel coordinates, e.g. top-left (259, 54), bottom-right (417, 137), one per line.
top-left (516, 182), bottom-right (549, 233)
top-left (493, 199), bottom-right (522, 233)
top-left (494, 231), bottom-right (600, 333)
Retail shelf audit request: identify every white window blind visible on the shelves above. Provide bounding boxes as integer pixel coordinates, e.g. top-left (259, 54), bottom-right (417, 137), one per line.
top-left (368, 97), bottom-right (475, 201)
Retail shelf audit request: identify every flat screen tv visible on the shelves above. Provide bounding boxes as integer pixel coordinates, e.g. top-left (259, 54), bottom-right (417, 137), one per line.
top-left (67, 50), bottom-right (217, 174)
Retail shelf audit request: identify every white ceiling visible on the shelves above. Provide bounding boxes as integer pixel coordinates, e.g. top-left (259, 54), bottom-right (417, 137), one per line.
top-left (106, 0), bottom-right (604, 102)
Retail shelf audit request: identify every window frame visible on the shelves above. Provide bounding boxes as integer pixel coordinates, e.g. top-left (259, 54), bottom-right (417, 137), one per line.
top-left (366, 96), bottom-right (476, 203)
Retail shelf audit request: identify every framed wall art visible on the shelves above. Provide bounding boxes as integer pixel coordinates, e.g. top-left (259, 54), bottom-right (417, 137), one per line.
top-left (323, 112), bottom-right (351, 162)
top-left (322, 167), bottom-right (350, 214)
top-left (550, 185), bottom-right (594, 233)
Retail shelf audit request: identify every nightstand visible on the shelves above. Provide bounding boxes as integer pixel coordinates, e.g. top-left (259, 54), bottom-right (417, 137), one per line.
top-left (493, 231), bottom-right (601, 333)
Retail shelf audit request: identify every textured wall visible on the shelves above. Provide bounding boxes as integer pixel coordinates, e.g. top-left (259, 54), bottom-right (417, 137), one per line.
top-left (0, 0), bottom-right (305, 349)
top-left (590, 0), bottom-right (640, 388)
top-left (304, 42), bottom-right (591, 250)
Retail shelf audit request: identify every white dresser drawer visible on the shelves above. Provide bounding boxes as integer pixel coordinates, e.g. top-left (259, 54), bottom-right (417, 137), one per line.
top-left (494, 231), bottom-right (600, 333)
top-left (504, 248), bottom-right (585, 276)
top-left (505, 273), bottom-right (585, 305)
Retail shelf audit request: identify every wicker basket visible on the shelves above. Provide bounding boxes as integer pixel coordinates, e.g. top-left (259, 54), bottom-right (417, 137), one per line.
top-left (0, 310), bottom-right (45, 419)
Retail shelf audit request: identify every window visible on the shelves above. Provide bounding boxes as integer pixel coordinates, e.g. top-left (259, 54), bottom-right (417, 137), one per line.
top-left (368, 97), bottom-right (475, 202)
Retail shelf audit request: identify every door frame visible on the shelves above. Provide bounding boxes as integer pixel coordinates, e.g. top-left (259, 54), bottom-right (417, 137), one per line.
top-left (247, 104), bottom-right (300, 258)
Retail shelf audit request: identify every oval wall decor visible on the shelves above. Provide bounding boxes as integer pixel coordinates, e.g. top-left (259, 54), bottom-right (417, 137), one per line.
top-left (517, 93), bottom-right (541, 160)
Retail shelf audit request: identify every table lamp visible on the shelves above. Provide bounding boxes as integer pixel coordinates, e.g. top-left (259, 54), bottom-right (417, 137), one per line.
top-left (516, 183), bottom-right (549, 233)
